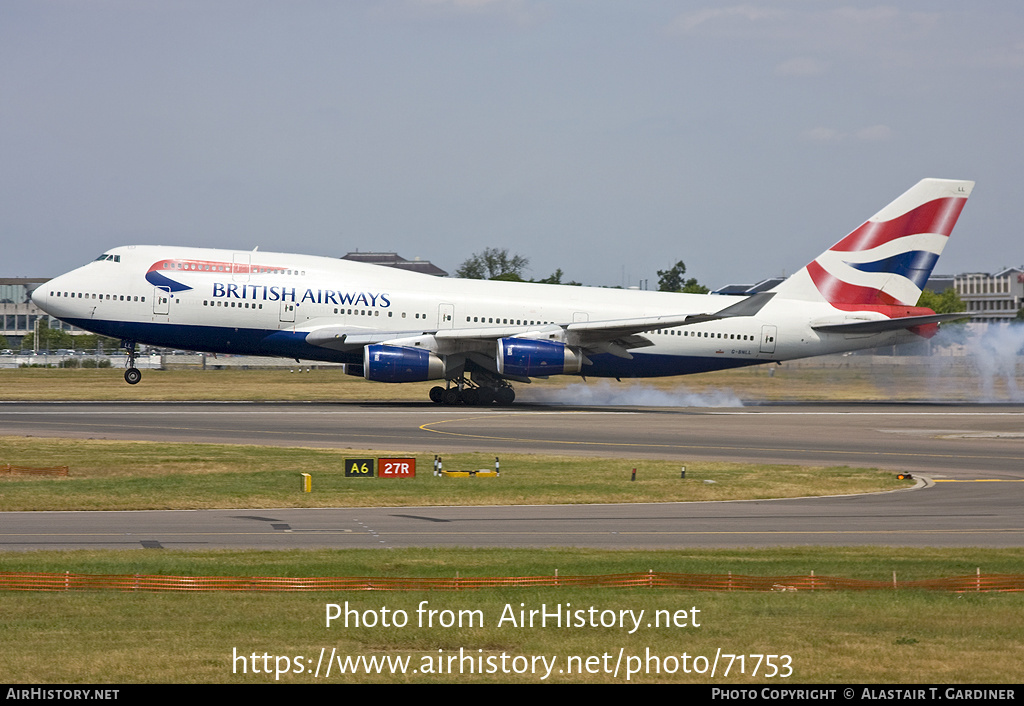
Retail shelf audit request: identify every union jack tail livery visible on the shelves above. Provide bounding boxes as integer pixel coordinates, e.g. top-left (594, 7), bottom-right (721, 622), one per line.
top-left (773, 178), bottom-right (973, 309)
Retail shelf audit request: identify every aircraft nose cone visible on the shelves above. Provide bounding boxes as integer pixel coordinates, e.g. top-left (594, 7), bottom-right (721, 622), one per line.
top-left (30, 283), bottom-right (48, 310)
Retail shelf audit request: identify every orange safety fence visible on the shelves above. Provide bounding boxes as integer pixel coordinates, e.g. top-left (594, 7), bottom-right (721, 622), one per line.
top-left (1, 571), bottom-right (1022, 593)
top-left (0, 464), bottom-right (69, 477)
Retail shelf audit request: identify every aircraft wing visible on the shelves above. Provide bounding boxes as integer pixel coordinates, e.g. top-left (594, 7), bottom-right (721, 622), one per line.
top-left (564, 293), bottom-right (776, 340)
top-left (302, 321), bottom-right (667, 357)
top-left (303, 327), bottom-right (426, 351)
top-left (301, 293), bottom-right (776, 359)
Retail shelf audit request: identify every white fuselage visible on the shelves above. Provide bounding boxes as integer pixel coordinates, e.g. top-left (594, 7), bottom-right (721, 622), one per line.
top-left (33, 244), bottom-right (914, 380)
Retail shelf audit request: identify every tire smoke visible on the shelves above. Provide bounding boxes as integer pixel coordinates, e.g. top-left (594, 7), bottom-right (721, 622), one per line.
top-left (521, 379), bottom-right (744, 408)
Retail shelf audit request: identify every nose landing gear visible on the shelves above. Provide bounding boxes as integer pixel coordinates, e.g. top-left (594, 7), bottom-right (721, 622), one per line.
top-left (122, 340), bottom-right (141, 385)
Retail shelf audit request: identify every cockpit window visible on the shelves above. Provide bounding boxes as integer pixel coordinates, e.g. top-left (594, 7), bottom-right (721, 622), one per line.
top-left (93, 253), bottom-right (121, 263)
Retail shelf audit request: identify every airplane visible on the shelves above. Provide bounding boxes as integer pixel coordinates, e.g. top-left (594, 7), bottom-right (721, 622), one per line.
top-left (32, 178), bottom-right (973, 405)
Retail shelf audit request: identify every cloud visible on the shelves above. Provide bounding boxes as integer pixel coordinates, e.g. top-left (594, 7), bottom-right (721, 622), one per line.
top-left (804, 127), bottom-right (845, 143)
top-left (804, 125), bottom-right (893, 143)
top-left (378, 0), bottom-right (544, 25)
top-left (667, 5), bottom-right (784, 35)
top-left (854, 124), bottom-right (893, 142)
top-left (775, 56), bottom-right (829, 77)
top-left (667, 4), bottom-right (948, 64)
top-left (974, 40), bottom-right (1024, 70)
top-left (414, 0), bottom-right (512, 8)
top-left (832, 6), bottom-right (902, 25)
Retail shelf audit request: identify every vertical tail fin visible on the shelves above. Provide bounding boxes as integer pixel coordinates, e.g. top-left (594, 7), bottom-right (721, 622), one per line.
top-left (772, 178), bottom-right (974, 308)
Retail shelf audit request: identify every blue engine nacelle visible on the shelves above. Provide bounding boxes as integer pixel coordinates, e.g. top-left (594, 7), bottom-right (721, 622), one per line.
top-left (496, 338), bottom-right (583, 378)
top-left (364, 344), bottom-right (445, 383)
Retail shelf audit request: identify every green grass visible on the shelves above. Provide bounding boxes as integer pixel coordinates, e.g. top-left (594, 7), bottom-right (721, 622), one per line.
top-left (1, 548), bottom-right (1022, 684)
top-left (0, 436), bottom-right (907, 510)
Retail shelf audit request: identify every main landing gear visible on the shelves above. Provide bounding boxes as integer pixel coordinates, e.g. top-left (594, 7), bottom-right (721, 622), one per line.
top-left (429, 376), bottom-right (515, 406)
top-left (122, 340), bottom-right (141, 385)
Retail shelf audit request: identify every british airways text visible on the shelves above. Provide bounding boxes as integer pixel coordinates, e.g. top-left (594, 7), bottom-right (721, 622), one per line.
top-left (211, 283), bottom-right (391, 307)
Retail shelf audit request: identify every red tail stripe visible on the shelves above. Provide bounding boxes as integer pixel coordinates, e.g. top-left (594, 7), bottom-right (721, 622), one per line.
top-left (807, 261), bottom-right (901, 306)
top-left (830, 197), bottom-right (967, 253)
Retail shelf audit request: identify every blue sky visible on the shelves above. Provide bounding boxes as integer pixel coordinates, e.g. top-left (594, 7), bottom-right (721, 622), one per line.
top-left (2, 1), bottom-right (1021, 289)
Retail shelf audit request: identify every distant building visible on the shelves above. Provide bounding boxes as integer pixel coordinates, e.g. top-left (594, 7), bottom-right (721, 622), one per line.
top-left (341, 252), bottom-right (448, 277)
top-left (924, 274), bottom-right (956, 294)
top-left (953, 267), bottom-right (1024, 323)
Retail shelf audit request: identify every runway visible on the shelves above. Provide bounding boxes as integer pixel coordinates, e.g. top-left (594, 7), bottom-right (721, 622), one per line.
top-left (2, 401), bottom-right (1023, 550)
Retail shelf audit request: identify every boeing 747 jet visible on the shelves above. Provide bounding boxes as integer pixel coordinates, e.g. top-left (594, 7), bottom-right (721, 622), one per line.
top-left (33, 178), bottom-right (973, 404)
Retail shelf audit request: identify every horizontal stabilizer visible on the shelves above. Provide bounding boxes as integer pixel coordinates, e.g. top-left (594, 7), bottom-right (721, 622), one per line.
top-left (811, 312), bottom-right (969, 334)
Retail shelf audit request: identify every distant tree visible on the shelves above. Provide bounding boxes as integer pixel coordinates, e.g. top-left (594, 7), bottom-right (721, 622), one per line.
top-left (657, 260), bottom-right (709, 294)
top-left (490, 271), bottom-right (526, 282)
top-left (0, 334), bottom-right (8, 349)
top-left (1015, 306), bottom-right (1024, 321)
top-left (680, 280), bottom-right (710, 294)
top-left (455, 248), bottom-right (529, 280)
top-left (34, 319), bottom-right (74, 351)
top-left (535, 268), bottom-right (563, 285)
top-left (917, 288), bottom-right (966, 315)
top-left (74, 333), bottom-right (120, 353)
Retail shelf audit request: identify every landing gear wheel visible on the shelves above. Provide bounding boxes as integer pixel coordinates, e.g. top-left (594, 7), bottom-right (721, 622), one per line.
top-left (443, 388), bottom-right (461, 405)
top-left (494, 387), bottom-right (515, 405)
top-left (429, 386), bottom-right (445, 404)
top-left (460, 387), bottom-right (480, 406)
top-left (121, 340), bottom-right (140, 385)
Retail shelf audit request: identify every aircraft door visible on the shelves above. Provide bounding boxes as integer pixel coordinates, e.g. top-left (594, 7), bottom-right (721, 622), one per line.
top-left (280, 301), bottom-right (296, 323)
top-left (760, 325), bottom-right (777, 354)
top-left (438, 303), bottom-right (454, 329)
top-left (153, 287), bottom-right (170, 316)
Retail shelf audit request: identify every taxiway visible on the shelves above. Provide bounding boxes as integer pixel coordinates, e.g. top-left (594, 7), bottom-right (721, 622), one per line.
top-left (1, 401), bottom-right (1022, 550)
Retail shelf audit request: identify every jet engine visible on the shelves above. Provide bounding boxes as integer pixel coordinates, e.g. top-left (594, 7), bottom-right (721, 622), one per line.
top-left (496, 338), bottom-right (583, 378)
top-left (363, 344), bottom-right (446, 383)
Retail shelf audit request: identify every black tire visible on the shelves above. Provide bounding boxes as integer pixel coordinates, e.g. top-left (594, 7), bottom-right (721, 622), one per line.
top-left (443, 388), bottom-right (461, 405)
top-left (460, 387), bottom-right (480, 406)
top-left (429, 386), bottom-right (445, 403)
top-left (124, 368), bottom-right (142, 385)
top-left (495, 387), bottom-right (515, 405)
